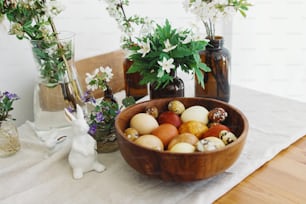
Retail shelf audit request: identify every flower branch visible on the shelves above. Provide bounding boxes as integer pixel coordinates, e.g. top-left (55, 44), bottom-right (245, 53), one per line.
top-left (184, 0), bottom-right (252, 39)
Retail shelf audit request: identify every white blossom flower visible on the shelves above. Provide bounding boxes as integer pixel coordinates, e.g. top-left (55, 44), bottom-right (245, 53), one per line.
top-left (137, 40), bottom-right (151, 57)
top-left (182, 34), bottom-right (193, 44)
top-left (85, 66), bottom-right (114, 92)
top-left (162, 39), bottom-right (177, 52)
top-left (44, 0), bottom-right (65, 18)
top-left (184, 0), bottom-right (251, 38)
top-left (99, 66), bottom-right (113, 82)
top-left (157, 57), bottom-right (175, 74)
top-left (85, 73), bottom-right (98, 91)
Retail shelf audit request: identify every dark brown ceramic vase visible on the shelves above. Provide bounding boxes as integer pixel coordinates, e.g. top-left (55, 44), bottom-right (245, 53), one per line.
top-left (150, 70), bottom-right (184, 99)
top-left (195, 36), bottom-right (230, 102)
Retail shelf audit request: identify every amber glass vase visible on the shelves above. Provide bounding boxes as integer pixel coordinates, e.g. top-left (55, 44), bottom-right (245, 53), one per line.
top-left (150, 70), bottom-right (184, 99)
top-left (195, 36), bottom-right (230, 102)
top-left (123, 59), bottom-right (148, 100)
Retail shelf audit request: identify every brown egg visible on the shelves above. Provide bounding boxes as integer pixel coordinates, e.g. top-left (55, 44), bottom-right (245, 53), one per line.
top-left (208, 107), bottom-right (228, 123)
top-left (179, 120), bottom-right (208, 138)
top-left (151, 123), bottom-right (179, 147)
top-left (168, 133), bottom-right (199, 150)
top-left (134, 135), bottom-right (164, 151)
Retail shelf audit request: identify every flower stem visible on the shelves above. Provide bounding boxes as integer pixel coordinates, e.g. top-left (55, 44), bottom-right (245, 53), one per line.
top-left (48, 18), bottom-right (81, 109)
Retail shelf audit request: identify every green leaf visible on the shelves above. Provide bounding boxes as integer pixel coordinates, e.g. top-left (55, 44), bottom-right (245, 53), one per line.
top-left (126, 63), bottom-right (143, 73)
top-left (122, 96), bottom-right (136, 108)
top-left (198, 62), bottom-right (211, 72)
top-left (194, 67), bottom-right (205, 88)
top-left (172, 47), bottom-right (192, 58)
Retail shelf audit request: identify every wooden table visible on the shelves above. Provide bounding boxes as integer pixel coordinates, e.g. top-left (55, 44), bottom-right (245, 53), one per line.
top-left (215, 135), bottom-right (306, 203)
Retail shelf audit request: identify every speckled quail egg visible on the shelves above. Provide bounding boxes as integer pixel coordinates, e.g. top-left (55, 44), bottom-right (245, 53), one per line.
top-left (219, 130), bottom-right (237, 145)
top-left (168, 100), bottom-right (185, 115)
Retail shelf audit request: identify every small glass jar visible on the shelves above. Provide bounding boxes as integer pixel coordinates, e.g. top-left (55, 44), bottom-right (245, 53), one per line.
top-left (0, 120), bottom-right (21, 157)
top-left (93, 124), bottom-right (118, 153)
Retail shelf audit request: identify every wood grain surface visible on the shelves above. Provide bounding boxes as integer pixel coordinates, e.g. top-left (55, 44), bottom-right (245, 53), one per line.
top-left (215, 135), bottom-right (306, 203)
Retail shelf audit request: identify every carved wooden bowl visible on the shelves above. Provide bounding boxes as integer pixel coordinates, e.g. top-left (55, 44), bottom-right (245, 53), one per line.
top-left (115, 97), bottom-right (248, 182)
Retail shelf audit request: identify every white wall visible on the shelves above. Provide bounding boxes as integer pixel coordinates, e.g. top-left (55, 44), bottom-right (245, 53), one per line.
top-left (230, 0), bottom-right (306, 102)
top-left (1, 0), bottom-right (306, 126)
top-left (1, 0), bottom-right (209, 126)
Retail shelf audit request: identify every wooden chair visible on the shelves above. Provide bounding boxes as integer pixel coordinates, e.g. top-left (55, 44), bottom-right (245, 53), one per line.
top-left (75, 49), bottom-right (126, 98)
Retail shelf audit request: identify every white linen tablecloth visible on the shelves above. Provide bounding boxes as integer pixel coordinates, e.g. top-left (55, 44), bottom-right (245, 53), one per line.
top-left (1, 85), bottom-right (306, 204)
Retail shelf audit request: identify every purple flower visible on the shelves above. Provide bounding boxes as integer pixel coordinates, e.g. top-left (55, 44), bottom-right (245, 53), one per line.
top-left (95, 112), bottom-right (104, 123)
top-left (88, 124), bottom-right (97, 135)
top-left (82, 91), bottom-right (96, 103)
top-left (3, 91), bottom-right (19, 100)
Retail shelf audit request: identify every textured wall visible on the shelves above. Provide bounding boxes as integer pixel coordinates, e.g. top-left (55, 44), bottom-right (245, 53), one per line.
top-left (1, 0), bottom-right (306, 126)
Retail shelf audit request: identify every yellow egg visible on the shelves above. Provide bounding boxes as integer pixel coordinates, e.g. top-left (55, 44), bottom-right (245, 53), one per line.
top-left (169, 142), bottom-right (195, 153)
top-left (181, 105), bottom-right (209, 124)
top-left (178, 120), bottom-right (208, 138)
top-left (130, 113), bottom-right (159, 135)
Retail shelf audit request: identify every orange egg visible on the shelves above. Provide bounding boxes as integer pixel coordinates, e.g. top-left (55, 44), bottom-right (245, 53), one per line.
top-left (151, 123), bottom-right (179, 147)
top-left (134, 135), bottom-right (164, 151)
top-left (178, 120), bottom-right (208, 138)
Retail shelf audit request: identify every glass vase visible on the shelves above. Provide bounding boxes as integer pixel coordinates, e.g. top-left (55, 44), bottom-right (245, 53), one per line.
top-left (195, 36), bottom-right (231, 102)
top-left (32, 32), bottom-right (84, 130)
top-left (92, 124), bottom-right (118, 153)
top-left (150, 70), bottom-right (184, 99)
top-left (0, 120), bottom-right (20, 157)
top-left (123, 59), bottom-right (148, 100)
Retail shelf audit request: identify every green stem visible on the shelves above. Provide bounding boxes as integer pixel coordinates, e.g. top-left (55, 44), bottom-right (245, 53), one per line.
top-left (48, 17), bottom-right (81, 109)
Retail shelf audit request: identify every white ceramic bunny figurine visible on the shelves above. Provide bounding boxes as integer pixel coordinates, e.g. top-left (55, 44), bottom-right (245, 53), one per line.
top-left (65, 104), bottom-right (106, 179)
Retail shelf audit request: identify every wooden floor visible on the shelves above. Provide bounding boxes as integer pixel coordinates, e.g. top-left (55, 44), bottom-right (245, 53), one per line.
top-left (215, 135), bottom-right (306, 203)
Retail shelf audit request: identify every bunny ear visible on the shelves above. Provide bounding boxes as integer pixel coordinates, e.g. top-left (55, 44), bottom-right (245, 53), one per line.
top-left (76, 104), bottom-right (84, 120)
top-left (64, 108), bottom-right (76, 122)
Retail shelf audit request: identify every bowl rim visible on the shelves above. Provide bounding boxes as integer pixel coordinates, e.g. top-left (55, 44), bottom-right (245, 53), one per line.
top-left (115, 97), bottom-right (249, 156)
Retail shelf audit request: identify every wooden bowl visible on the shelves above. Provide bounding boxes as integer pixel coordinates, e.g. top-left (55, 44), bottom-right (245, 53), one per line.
top-left (115, 97), bottom-right (248, 182)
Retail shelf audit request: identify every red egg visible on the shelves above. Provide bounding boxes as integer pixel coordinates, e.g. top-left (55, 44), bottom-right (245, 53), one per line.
top-left (158, 111), bottom-right (182, 128)
top-left (201, 124), bottom-right (230, 139)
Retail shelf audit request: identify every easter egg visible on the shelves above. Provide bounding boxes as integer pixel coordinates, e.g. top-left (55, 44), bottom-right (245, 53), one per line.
top-left (130, 113), bottom-right (159, 134)
top-left (181, 105), bottom-right (209, 124)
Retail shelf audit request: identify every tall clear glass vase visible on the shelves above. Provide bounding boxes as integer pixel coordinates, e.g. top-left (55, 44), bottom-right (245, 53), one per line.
top-left (32, 32), bottom-right (84, 130)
